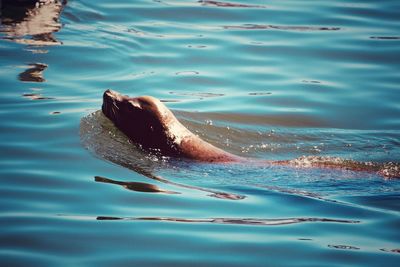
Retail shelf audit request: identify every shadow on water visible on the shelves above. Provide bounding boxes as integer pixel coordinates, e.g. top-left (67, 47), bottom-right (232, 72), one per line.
top-left (95, 175), bottom-right (179, 195)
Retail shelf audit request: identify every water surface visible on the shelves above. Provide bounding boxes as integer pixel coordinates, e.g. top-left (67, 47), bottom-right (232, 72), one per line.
top-left (1, 0), bottom-right (400, 266)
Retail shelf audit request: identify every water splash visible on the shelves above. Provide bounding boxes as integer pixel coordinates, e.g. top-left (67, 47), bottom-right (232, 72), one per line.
top-left (286, 156), bottom-right (400, 179)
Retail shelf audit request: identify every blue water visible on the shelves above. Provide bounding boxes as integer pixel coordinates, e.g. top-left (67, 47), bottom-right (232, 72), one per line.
top-left (1, 0), bottom-right (400, 266)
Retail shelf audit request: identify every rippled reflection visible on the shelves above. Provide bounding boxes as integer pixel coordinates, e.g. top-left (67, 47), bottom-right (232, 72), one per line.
top-left (18, 63), bottom-right (47, 82)
top-left (0, 0), bottom-right (66, 46)
top-left (22, 92), bottom-right (54, 100)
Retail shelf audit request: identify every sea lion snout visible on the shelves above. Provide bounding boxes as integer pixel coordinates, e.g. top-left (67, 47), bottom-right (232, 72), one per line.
top-left (102, 89), bottom-right (173, 152)
top-left (103, 90), bottom-right (158, 112)
top-left (102, 89), bottom-right (139, 119)
top-left (103, 89), bottom-right (122, 122)
top-left (102, 89), bottom-right (155, 122)
top-left (103, 89), bottom-right (125, 103)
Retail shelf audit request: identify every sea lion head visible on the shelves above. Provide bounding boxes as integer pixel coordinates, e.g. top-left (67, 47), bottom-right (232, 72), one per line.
top-left (102, 89), bottom-right (178, 153)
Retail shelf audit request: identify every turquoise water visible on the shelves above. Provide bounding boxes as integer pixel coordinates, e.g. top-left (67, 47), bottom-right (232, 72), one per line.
top-left (1, 0), bottom-right (400, 266)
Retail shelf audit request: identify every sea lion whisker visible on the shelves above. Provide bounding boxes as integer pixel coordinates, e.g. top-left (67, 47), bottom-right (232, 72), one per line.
top-left (111, 105), bottom-right (117, 118)
top-left (112, 101), bottom-right (119, 110)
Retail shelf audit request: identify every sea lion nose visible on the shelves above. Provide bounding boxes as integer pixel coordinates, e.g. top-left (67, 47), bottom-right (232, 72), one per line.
top-left (103, 90), bottom-right (120, 119)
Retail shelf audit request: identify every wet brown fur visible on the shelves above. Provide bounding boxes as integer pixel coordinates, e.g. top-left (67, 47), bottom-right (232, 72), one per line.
top-left (102, 89), bottom-right (242, 162)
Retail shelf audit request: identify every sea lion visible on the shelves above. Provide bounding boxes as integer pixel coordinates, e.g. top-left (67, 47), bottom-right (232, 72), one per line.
top-left (101, 89), bottom-right (400, 178)
top-left (102, 89), bottom-right (243, 163)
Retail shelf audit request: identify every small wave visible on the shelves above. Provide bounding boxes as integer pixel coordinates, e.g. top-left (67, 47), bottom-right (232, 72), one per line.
top-left (248, 92), bottom-right (272, 96)
top-left (224, 24), bottom-right (340, 31)
top-left (160, 99), bottom-right (182, 103)
top-left (199, 0), bottom-right (266, 9)
top-left (175, 71), bottom-right (200, 76)
top-left (169, 91), bottom-right (224, 98)
top-left (302, 80), bottom-right (321, 84)
top-left (96, 216), bottom-right (360, 226)
top-left (187, 45), bottom-right (207, 49)
top-left (255, 184), bottom-right (340, 204)
top-left (370, 36), bottom-right (400, 40)
top-left (328, 244), bottom-right (360, 250)
top-left (126, 28), bottom-right (164, 38)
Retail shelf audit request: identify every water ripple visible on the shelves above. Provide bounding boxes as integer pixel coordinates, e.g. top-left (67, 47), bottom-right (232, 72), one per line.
top-left (93, 216), bottom-right (361, 226)
top-left (223, 24), bottom-right (341, 31)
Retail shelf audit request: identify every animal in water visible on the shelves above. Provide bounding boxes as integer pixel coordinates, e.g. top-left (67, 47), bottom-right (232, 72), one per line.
top-left (102, 89), bottom-right (244, 163)
top-left (102, 89), bottom-right (399, 178)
